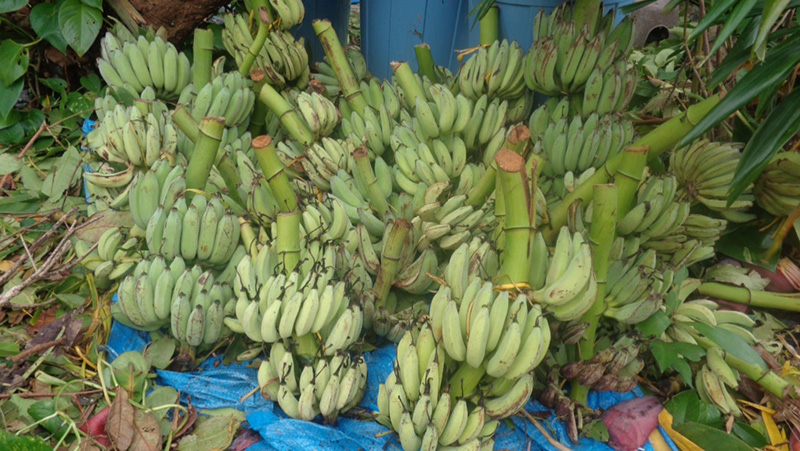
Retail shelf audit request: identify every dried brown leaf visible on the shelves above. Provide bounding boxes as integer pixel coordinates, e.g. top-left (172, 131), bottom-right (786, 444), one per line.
top-left (106, 387), bottom-right (135, 451)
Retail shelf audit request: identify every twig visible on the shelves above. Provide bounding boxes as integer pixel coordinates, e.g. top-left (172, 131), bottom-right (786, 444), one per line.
top-left (520, 410), bottom-right (573, 451)
top-left (9, 337), bottom-right (66, 363)
top-left (19, 235), bottom-right (38, 272)
top-left (17, 121), bottom-right (46, 159)
top-left (6, 297), bottom-right (58, 310)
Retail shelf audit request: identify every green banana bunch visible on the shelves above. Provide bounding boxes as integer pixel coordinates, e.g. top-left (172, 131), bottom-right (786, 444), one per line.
top-left (222, 14), bottom-right (309, 87)
top-left (377, 326), bottom-right (499, 450)
top-left (575, 59), bottom-right (637, 117)
top-left (603, 248), bottom-right (672, 324)
top-left (328, 167), bottom-right (394, 230)
top-left (268, 0), bottom-right (305, 30)
top-left (341, 105), bottom-right (395, 157)
top-left (166, 265), bottom-right (235, 348)
top-left (74, 230), bottom-right (142, 288)
top-left (128, 160), bottom-right (223, 230)
top-left (293, 138), bottom-right (357, 191)
top-left (112, 255), bottom-right (188, 331)
top-left (525, 4), bottom-right (633, 95)
top-left (532, 112), bottom-right (634, 178)
top-left (258, 344), bottom-right (367, 422)
top-left (614, 176), bottom-right (691, 244)
top-left (289, 91), bottom-right (340, 141)
top-left (645, 214), bottom-right (724, 267)
top-left (352, 78), bottom-right (403, 120)
top-left (177, 72), bottom-right (255, 132)
top-left (82, 166), bottom-right (135, 216)
top-left (411, 187), bottom-right (494, 251)
top-left (235, 151), bottom-right (281, 227)
top-left (87, 103), bottom-right (179, 168)
top-left (312, 48), bottom-right (368, 99)
top-left (696, 362), bottom-right (742, 416)
top-left (229, 240), bottom-right (361, 353)
top-left (560, 344), bottom-right (644, 393)
top-left (530, 227), bottom-right (598, 321)
top-left (144, 194), bottom-right (241, 265)
top-left (97, 31), bottom-right (191, 101)
top-left (392, 135), bottom-right (484, 198)
top-left (664, 297), bottom-right (758, 347)
top-left (754, 151), bottom-right (800, 217)
top-left (457, 39), bottom-right (528, 100)
top-left (671, 139), bottom-right (755, 222)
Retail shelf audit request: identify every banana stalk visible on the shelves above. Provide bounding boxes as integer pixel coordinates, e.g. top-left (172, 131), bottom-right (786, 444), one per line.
top-left (467, 124), bottom-right (532, 207)
top-left (193, 29), bottom-right (214, 88)
top-left (258, 83), bottom-right (315, 145)
top-left (698, 282), bottom-right (800, 312)
top-left (392, 61), bottom-right (427, 107)
top-left (253, 135), bottom-right (298, 212)
top-left (353, 147), bottom-right (389, 218)
top-left (313, 19), bottom-right (369, 117)
top-left (374, 219), bottom-right (412, 307)
top-left (414, 44), bottom-right (439, 83)
top-left (186, 117), bottom-right (225, 194)
top-left (496, 149), bottom-right (533, 288)
top-left (172, 105), bottom-right (200, 142)
top-left (277, 211), bottom-right (301, 272)
top-left (690, 333), bottom-right (789, 398)
top-left (249, 69), bottom-right (269, 135)
top-left (571, 183), bottom-right (617, 405)
top-left (544, 94), bottom-right (722, 242)
top-left (614, 146), bottom-right (648, 220)
top-left (240, 7), bottom-right (271, 78)
top-left (479, 5), bottom-right (499, 45)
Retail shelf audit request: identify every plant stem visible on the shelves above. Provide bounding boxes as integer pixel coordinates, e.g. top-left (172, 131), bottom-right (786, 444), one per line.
top-left (240, 8), bottom-right (271, 78)
top-left (467, 125), bottom-right (532, 207)
top-left (496, 149), bottom-right (532, 288)
top-left (415, 44), bottom-right (439, 83)
top-left (185, 117), bottom-right (225, 194)
top-left (353, 147), bottom-right (388, 217)
top-left (252, 135), bottom-right (297, 213)
top-left (614, 146), bottom-right (649, 219)
top-left (479, 5), bottom-right (499, 45)
top-left (373, 219), bottom-right (411, 307)
top-left (192, 29), bottom-right (214, 89)
top-left (249, 69), bottom-right (268, 136)
top-left (313, 20), bottom-right (369, 118)
top-left (277, 211), bottom-right (301, 272)
top-left (543, 94), bottom-right (722, 242)
top-left (697, 282), bottom-right (800, 312)
top-left (171, 105), bottom-right (199, 142)
top-left (258, 83), bottom-right (314, 145)
top-left (571, 184), bottom-right (618, 405)
top-left (692, 334), bottom-right (788, 398)
top-left (391, 61), bottom-right (427, 108)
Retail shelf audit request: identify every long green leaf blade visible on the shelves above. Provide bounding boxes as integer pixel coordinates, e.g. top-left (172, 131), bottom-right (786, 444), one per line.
top-left (709, 0), bottom-right (759, 57)
top-left (709, 18), bottom-right (760, 87)
top-left (677, 33), bottom-right (800, 148)
top-left (729, 87), bottom-right (800, 202)
top-left (688, 0), bottom-right (738, 41)
top-left (754, 0), bottom-right (791, 60)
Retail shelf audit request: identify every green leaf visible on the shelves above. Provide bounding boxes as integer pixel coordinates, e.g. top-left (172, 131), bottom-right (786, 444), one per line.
top-left (0, 72), bottom-right (23, 119)
top-left (673, 421), bottom-right (754, 451)
top-left (709, 0), bottom-right (759, 58)
top-left (81, 0), bottom-right (102, 9)
top-left (689, 0), bottom-right (739, 41)
top-left (709, 18), bottom-right (760, 88)
top-left (691, 322), bottom-right (767, 369)
top-left (0, 123), bottom-right (24, 145)
top-left (39, 77), bottom-right (67, 95)
top-left (582, 419), bottom-right (609, 442)
top-left (58, 0), bottom-right (101, 56)
top-left (637, 311), bottom-right (671, 337)
top-left (650, 340), bottom-right (705, 384)
top-left (716, 221), bottom-right (780, 269)
top-left (30, 2), bottom-right (68, 54)
top-left (754, 0), bottom-right (792, 60)
top-left (729, 87), bottom-right (800, 202)
top-left (80, 72), bottom-right (101, 92)
top-left (0, 342), bottom-right (20, 357)
top-left (0, 154), bottom-right (22, 175)
top-left (732, 422), bottom-right (769, 448)
top-left (177, 413), bottom-right (244, 450)
top-left (0, 39), bottom-right (29, 87)
top-left (666, 391), bottom-right (723, 427)
top-left (678, 32), bottom-right (800, 148)
top-left (40, 146), bottom-right (82, 202)
top-left (0, 0), bottom-right (28, 14)
top-left (0, 431), bottom-right (52, 451)
top-left (142, 335), bottom-right (176, 369)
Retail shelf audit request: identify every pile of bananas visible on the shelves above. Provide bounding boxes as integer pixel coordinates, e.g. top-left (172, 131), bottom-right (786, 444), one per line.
top-left (457, 39), bottom-right (527, 100)
top-left (291, 91), bottom-right (340, 140)
top-left (341, 105), bottom-right (394, 156)
top-left (222, 14), bottom-right (309, 86)
top-left (524, 5), bottom-right (633, 95)
top-left (74, 229), bottom-right (142, 286)
top-left (178, 72), bottom-right (256, 132)
top-left (754, 151), bottom-right (800, 216)
top-left (603, 249), bottom-right (671, 324)
top-left (312, 48), bottom-right (368, 98)
top-left (671, 139), bottom-right (755, 222)
top-left (258, 343), bottom-right (367, 422)
top-left (411, 191), bottom-right (495, 251)
top-left (266, 0), bottom-right (305, 29)
top-left (97, 31), bottom-right (191, 100)
top-left (235, 150), bottom-right (281, 227)
top-left (86, 104), bottom-right (179, 168)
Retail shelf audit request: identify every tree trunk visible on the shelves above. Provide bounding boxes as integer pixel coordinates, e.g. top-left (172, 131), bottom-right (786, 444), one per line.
top-left (107, 0), bottom-right (231, 42)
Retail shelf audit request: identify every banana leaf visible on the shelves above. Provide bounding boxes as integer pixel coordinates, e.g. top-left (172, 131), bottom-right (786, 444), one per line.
top-left (728, 87), bottom-right (800, 202)
top-left (688, 0), bottom-right (741, 41)
top-left (677, 32), bottom-right (800, 148)
top-left (710, 0), bottom-right (759, 57)
top-left (753, 0), bottom-right (792, 60)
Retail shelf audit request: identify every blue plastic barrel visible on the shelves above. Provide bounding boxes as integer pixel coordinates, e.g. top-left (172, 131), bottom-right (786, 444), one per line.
top-left (293, 0), bottom-right (352, 63)
top-left (362, 0), bottom-right (635, 80)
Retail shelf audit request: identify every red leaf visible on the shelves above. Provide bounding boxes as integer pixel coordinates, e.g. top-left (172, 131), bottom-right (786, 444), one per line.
top-left (601, 396), bottom-right (663, 451)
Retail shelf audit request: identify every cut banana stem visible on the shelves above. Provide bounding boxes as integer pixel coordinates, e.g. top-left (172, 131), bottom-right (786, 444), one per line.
top-left (698, 282), bottom-right (800, 312)
top-left (253, 135), bottom-right (298, 212)
top-left (495, 149), bottom-right (533, 288)
top-left (374, 219), bottom-right (412, 307)
top-left (353, 147), bottom-right (389, 218)
top-left (193, 28), bottom-right (214, 89)
top-left (240, 7), bottom-right (270, 78)
top-left (186, 117), bottom-right (225, 194)
top-left (258, 83), bottom-right (315, 145)
top-left (479, 5), bottom-right (499, 45)
top-left (414, 43), bottom-right (439, 83)
top-left (614, 146), bottom-right (649, 220)
top-left (392, 61), bottom-right (427, 108)
top-left (277, 211), bottom-right (302, 272)
top-left (313, 19), bottom-right (369, 118)
top-left (172, 105), bottom-right (200, 142)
